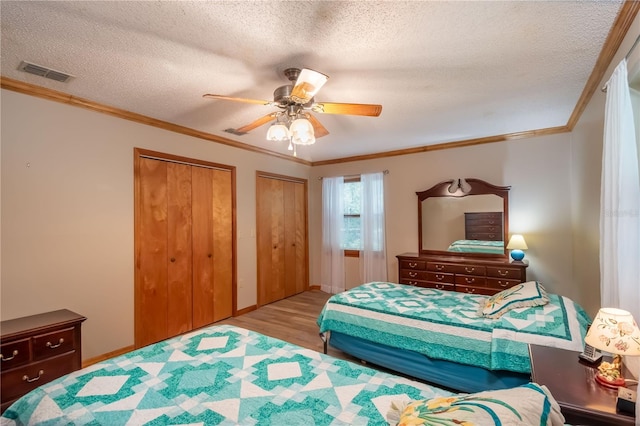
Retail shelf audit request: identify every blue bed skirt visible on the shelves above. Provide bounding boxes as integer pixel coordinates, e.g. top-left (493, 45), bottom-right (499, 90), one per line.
top-left (329, 331), bottom-right (530, 393)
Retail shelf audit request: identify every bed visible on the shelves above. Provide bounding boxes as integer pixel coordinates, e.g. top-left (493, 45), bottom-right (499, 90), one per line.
top-left (0, 324), bottom-right (568, 426)
top-left (446, 239), bottom-right (504, 254)
top-left (318, 282), bottom-right (591, 394)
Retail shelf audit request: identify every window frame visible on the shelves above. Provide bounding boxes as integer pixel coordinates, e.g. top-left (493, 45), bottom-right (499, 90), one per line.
top-left (343, 176), bottom-right (361, 258)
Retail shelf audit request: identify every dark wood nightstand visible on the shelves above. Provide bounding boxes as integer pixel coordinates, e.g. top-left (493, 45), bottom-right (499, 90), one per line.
top-left (529, 344), bottom-right (635, 426)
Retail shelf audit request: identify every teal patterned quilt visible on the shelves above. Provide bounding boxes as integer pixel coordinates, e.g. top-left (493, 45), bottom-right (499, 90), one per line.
top-left (447, 239), bottom-right (504, 254)
top-left (318, 282), bottom-right (591, 374)
top-left (1, 325), bottom-right (453, 426)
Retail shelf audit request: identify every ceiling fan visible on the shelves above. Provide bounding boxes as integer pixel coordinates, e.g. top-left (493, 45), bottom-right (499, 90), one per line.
top-left (203, 68), bottom-right (382, 150)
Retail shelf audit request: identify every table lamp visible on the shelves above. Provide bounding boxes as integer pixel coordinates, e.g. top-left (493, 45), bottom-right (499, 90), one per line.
top-left (584, 307), bottom-right (640, 388)
top-left (506, 234), bottom-right (528, 261)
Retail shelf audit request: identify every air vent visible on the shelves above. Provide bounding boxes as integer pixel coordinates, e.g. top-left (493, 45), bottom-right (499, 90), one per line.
top-left (18, 61), bottom-right (74, 83)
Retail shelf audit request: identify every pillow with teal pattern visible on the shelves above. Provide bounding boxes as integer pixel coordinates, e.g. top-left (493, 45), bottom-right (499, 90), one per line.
top-left (477, 280), bottom-right (549, 319)
top-left (387, 382), bottom-right (565, 426)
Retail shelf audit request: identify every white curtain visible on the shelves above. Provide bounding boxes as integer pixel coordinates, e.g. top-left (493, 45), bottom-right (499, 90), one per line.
top-left (321, 176), bottom-right (345, 294)
top-left (600, 58), bottom-right (640, 420)
top-left (360, 172), bottom-right (387, 282)
top-left (600, 58), bottom-right (640, 315)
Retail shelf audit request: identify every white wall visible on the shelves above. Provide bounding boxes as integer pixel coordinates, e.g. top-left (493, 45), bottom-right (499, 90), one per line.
top-left (0, 89), bottom-right (310, 359)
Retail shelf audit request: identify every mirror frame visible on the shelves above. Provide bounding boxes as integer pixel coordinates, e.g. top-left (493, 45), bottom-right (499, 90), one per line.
top-left (417, 178), bottom-right (510, 258)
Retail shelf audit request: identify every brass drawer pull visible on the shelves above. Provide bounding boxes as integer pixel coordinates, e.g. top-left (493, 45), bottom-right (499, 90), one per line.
top-left (435, 284), bottom-right (444, 290)
top-left (436, 274), bottom-right (444, 281)
top-left (46, 338), bottom-right (64, 349)
top-left (498, 270), bottom-right (509, 277)
top-left (465, 267), bottom-right (475, 273)
top-left (1, 350), bottom-right (18, 361)
top-left (408, 262), bottom-right (417, 268)
top-left (409, 271), bottom-right (417, 278)
top-left (435, 264), bottom-right (444, 271)
top-left (498, 280), bottom-right (508, 287)
top-left (465, 288), bottom-right (475, 293)
top-left (23, 370), bottom-right (44, 383)
top-left (465, 277), bottom-right (475, 283)
top-left (408, 281), bottom-right (417, 286)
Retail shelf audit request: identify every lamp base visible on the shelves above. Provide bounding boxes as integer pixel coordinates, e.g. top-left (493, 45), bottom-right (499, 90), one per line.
top-left (510, 249), bottom-right (525, 261)
top-left (594, 372), bottom-right (625, 388)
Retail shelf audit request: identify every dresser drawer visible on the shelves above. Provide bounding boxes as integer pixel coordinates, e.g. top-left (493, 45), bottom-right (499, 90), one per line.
top-left (486, 266), bottom-right (524, 280)
top-left (455, 275), bottom-right (487, 287)
top-left (400, 269), bottom-right (428, 280)
top-left (399, 259), bottom-right (427, 270)
top-left (0, 338), bottom-right (30, 369)
top-left (1, 352), bottom-right (76, 403)
top-left (449, 264), bottom-right (486, 275)
top-left (32, 327), bottom-right (76, 361)
top-left (456, 285), bottom-right (496, 296)
top-left (487, 277), bottom-right (521, 290)
top-left (426, 262), bottom-right (457, 273)
top-left (426, 272), bottom-right (454, 284)
top-left (466, 232), bottom-right (501, 241)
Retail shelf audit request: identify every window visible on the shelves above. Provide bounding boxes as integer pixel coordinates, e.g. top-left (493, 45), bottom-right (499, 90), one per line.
top-left (343, 178), bottom-right (361, 256)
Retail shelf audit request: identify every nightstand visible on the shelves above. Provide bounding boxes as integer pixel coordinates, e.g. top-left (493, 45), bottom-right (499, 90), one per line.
top-left (529, 344), bottom-right (635, 426)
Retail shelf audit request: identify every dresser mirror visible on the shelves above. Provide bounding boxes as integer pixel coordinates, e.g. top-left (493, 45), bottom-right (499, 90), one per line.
top-left (417, 178), bottom-right (510, 258)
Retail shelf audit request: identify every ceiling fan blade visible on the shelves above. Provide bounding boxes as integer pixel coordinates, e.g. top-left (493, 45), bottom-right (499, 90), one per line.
top-left (203, 94), bottom-right (273, 106)
top-left (312, 102), bottom-right (382, 117)
top-left (306, 114), bottom-right (330, 138)
top-left (290, 68), bottom-right (329, 104)
top-left (233, 112), bottom-right (278, 134)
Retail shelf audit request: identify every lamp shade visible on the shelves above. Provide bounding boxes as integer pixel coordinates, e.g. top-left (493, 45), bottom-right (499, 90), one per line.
top-left (290, 68), bottom-right (329, 104)
top-left (266, 123), bottom-right (290, 142)
top-left (289, 118), bottom-right (316, 145)
top-left (506, 234), bottom-right (528, 250)
top-left (584, 308), bottom-right (640, 356)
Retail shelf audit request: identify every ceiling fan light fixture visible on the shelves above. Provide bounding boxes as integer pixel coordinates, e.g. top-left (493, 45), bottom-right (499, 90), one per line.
top-left (289, 117), bottom-right (316, 145)
top-left (290, 68), bottom-right (328, 104)
top-left (266, 122), bottom-right (290, 142)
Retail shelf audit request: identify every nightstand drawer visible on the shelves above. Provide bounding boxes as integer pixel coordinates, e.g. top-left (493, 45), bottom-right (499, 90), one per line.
top-left (0, 338), bottom-right (30, 369)
top-left (1, 352), bottom-right (76, 403)
top-left (32, 327), bottom-right (76, 361)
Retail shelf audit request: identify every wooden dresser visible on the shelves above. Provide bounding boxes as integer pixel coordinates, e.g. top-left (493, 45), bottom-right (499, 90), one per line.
top-left (1, 309), bottom-right (86, 413)
top-left (397, 253), bottom-right (528, 295)
top-left (464, 212), bottom-right (503, 241)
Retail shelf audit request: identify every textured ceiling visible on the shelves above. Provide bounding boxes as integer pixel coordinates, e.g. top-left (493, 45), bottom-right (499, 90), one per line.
top-left (0, 1), bottom-right (624, 162)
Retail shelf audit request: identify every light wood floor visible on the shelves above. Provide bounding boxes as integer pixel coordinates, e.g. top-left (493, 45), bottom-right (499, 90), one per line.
top-left (217, 289), bottom-right (357, 362)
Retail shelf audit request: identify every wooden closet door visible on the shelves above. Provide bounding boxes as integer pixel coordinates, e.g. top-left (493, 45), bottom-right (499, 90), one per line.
top-left (192, 166), bottom-right (233, 328)
top-left (257, 177), bottom-right (286, 305)
top-left (136, 159), bottom-right (193, 347)
top-left (257, 173), bottom-right (308, 306)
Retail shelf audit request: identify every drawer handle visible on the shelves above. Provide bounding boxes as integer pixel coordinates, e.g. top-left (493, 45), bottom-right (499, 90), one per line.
top-left (435, 284), bottom-right (444, 290)
top-left (409, 271), bottom-right (417, 278)
top-left (408, 281), bottom-right (417, 286)
top-left (436, 274), bottom-right (444, 281)
top-left (465, 288), bottom-right (475, 293)
top-left (465, 267), bottom-right (475, 273)
top-left (435, 264), bottom-right (444, 271)
top-left (489, 234), bottom-right (495, 239)
top-left (1, 350), bottom-right (18, 361)
top-left (408, 262), bottom-right (417, 268)
top-left (23, 370), bottom-right (44, 383)
top-left (465, 277), bottom-right (475, 284)
top-left (46, 338), bottom-right (65, 349)
top-left (498, 270), bottom-right (509, 277)
top-left (489, 220), bottom-right (495, 224)
top-left (498, 280), bottom-right (508, 287)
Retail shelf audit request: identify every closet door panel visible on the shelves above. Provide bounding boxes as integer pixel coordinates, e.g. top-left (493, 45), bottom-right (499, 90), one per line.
top-left (294, 182), bottom-right (308, 294)
top-left (136, 158), bottom-right (169, 348)
top-left (166, 162), bottom-right (193, 338)
top-left (191, 166), bottom-right (215, 329)
top-left (212, 169), bottom-right (233, 321)
top-left (283, 181), bottom-right (297, 297)
top-left (256, 177), bottom-right (285, 305)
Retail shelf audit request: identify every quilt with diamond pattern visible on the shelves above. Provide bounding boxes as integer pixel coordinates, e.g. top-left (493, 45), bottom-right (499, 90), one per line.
top-left (1, 324), bottom-right (454, 426)
top-left (317, 282), bottom-right (591, 374)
